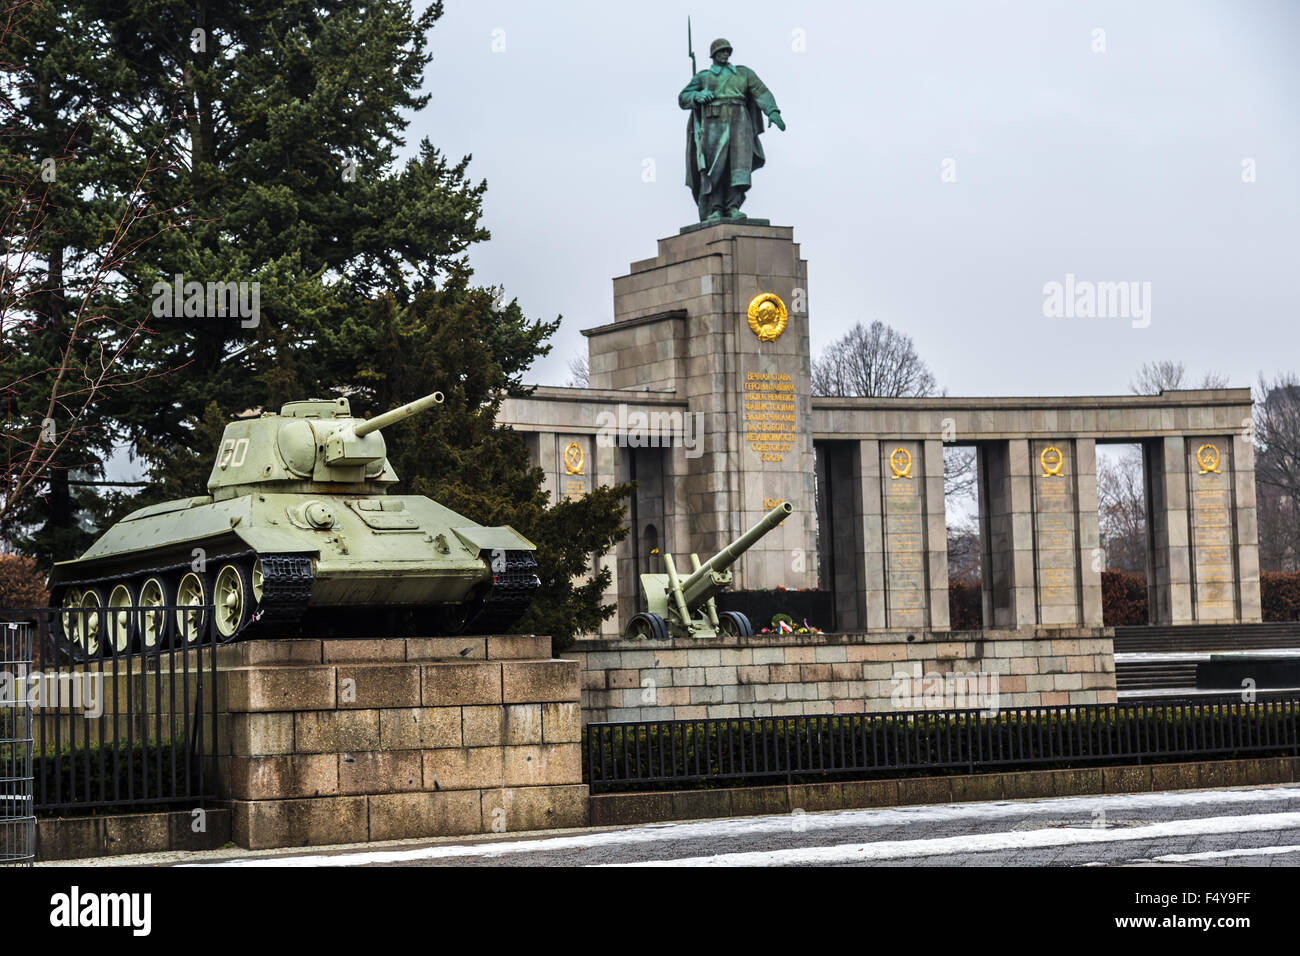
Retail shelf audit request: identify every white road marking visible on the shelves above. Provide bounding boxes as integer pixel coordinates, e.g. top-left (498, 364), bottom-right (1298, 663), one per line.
top-left (600, 812), bottom-right (1300, 867)
top-left (184, 785), bottom-right (1300, 867)
top-left (1143, 844), bottom-right (1300, 863)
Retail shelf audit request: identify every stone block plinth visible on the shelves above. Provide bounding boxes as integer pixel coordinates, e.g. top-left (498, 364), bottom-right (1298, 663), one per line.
top-left (216, 636), bottom-right (587, 850)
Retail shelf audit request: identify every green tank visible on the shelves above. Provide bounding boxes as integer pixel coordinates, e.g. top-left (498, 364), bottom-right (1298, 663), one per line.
top-left (48, 392), bottom-right (539, 658)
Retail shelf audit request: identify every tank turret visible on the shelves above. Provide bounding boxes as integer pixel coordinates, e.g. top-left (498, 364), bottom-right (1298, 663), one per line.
top-left (207, 391), bottom-right (444, 500)
top-left (49, 391), bottom-right (538, 660)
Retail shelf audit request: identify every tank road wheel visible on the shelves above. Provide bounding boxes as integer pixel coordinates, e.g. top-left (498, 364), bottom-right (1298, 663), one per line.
top-left (214, 562), bottom-right (254, 640)
top-left (251, 559), bottom-right (265, 606)
top-left (138, 576), bottom-right (171, 652)
top-left (717, 610), bottom-right (754, 638)
top-left (105, 583), bottom-right (136, 656)
top-left (175, 571), bottom-right (209, 645)
top-left (79, 588), bottom-right (106, 658)
top-left (626, 612), bottom-right (669, 641)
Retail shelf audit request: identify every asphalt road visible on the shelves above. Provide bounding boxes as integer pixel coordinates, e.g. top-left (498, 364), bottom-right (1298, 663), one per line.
top-left (161, 783), bottom-right (1300, 868)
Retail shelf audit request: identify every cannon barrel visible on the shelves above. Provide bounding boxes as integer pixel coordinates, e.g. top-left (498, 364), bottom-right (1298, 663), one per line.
top-left (679, 501), bottom-right (792, 608)
top-left (353, 391), bottom-right (444, 437)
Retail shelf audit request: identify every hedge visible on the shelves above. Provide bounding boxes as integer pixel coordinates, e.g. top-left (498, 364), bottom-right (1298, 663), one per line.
top-left (1101, 570), bottom-right (1148, 626)
top-left (584, 703), bottom-right (1300, 792)
top-left (1261, 572), bottom-right (1300, 621)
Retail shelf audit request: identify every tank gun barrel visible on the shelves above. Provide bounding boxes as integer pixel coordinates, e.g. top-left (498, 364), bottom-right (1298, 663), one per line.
top-left (353, 391), bottom-right (444, 437)
top-left (679, 501), bottom-right (791, 608)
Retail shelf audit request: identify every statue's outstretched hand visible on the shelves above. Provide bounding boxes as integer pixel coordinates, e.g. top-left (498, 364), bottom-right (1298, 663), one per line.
top-left (769, 111), bottom-right (786, 131)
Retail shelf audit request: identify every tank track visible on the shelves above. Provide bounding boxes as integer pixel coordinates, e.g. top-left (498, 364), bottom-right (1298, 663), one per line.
top-left (462, 549), bottom-right (541, 635)
top-left (49, 551), bottom-right (314, 657)
top-left (245, 554), bottom-right (314, 638)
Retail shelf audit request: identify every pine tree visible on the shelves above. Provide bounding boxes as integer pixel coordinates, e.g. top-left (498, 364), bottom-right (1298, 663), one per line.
top-left (5, 0), bottom-right (630, 639)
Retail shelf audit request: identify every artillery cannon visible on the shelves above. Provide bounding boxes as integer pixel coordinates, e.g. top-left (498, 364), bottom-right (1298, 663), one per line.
top-left (626, 501), bottom-right (793, 640)
top-left (49, 390), bottom-right (539, 660)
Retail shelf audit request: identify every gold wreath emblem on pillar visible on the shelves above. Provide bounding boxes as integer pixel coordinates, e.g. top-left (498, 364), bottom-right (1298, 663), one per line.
top-left (888, 447), bottom-right (913, 480)
top-left (1196, 443), bottom-right (1221, 475)
top-left (1040, 445), bottom-right (1064, 477)
top-left (747, 292), bottom-right (788, 343)
top-left (563, 441), bottom-right (585, 475)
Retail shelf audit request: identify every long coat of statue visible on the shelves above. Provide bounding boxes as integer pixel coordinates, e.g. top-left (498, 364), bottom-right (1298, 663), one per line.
top-left (680, 60), bottom-right (782, 220)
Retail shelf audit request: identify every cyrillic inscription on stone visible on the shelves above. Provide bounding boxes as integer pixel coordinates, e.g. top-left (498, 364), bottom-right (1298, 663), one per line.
top-left (742, 370), bottom-right (797, 462)
top-left (882, 442), bottom-right (927, 626)
top-left (1189, 448), bottom-right (1235, 614)
top-left (1032, 440), bottom-right (1079, 625)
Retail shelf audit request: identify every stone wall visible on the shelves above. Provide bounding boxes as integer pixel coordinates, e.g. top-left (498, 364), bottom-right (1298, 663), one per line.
top-left (216, 636), bottom-right (586, 849)
top-left (564, 629), bottom-right (1117, 724)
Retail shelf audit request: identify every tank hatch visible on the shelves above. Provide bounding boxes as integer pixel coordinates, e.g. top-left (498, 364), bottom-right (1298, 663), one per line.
top-left (280, 397), bottom-right (352, 419)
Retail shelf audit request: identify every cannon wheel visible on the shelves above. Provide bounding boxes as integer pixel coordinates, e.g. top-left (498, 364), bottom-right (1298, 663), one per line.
top-left (717, 611), bottom-right (754, 638)
top-left (626, 612), bottom-right (668, 641)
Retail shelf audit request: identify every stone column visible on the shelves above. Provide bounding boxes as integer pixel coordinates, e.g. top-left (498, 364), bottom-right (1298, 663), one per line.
top-left (1145, 436), bottom-right (1193, 624)
top-left (857, 439), bottom-right (887, 630)
top-left (1233, 433), bottom-right (1263, 623)
top-left (1029, 438), bottom-right (1091, 627)
top-left (1075, 438), bottom-right (1105, 627)
top-left (924, 439), bottom-right (951, 629)
top-left (594, 434), bottom-right (621, 637)
top-left (877, 440), bottom-right (945, 628)
top-left (1183, 434), bottom-right (1252, 622)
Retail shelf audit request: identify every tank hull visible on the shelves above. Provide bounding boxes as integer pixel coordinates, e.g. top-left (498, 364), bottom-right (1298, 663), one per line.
top-left (48, 391), bottom-right (541, 659)
top-left (49, 492), bottom-right (538, 655)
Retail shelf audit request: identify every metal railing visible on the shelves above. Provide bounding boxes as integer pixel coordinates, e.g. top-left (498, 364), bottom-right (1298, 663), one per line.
top-left (0, 606), bottom-right (220, 815)
top-left (584, 696), bottom-right (1300, 793)
top-left (1, 621), bottom-right (34, 864)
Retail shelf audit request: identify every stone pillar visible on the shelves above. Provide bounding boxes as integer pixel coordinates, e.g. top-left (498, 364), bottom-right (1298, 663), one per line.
top-left (857, 439), bottom-right (887, 630)
top-left (924, 439), bottom-right (951, 629)
top-left (876, 440), bottom-right (946, 628)
top-left (603, 223), bottom-right (818, 591)
top-left (979, 439), bottom-right (1036, 627)
top-left (1146, 436), bottom-right (1193, 624)
top-left (1075, 438), bottom-right (1105, 627)
top-left (1182, 434), bottom-right (1259, 623)
top-left (594, 433), bottom-right (620, 637)
top-left (1233, 432), bottom-right (1263, 623)
top-left (217, 637), bottom-right (585, 850)
top-left (1027, 438), bottom-right (1098, 628)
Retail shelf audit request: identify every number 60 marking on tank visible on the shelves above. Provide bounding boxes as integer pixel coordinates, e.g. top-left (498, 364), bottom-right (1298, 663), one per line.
top-left (218, 437), bottom-right (250, 469)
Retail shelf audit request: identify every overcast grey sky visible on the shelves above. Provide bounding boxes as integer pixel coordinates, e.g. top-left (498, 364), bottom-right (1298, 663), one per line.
top-left (411, 0), bottom-right (1299, 397)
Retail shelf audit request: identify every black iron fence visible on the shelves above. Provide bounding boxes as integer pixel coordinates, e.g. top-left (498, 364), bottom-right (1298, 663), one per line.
top-left (584, 696), bottom-right (1300, 793)
top-left (0, 606), bottom-right (220, 815)
top-left (1, 622), bottom-right (34, 864)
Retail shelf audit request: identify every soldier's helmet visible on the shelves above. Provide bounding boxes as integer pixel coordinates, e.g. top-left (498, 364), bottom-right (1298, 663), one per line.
top-left (709, 38), bottom-right (732, 57)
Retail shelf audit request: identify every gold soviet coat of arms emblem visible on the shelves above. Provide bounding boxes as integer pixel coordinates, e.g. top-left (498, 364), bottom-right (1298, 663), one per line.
top-left (747, 292), bottom-right (788, 342)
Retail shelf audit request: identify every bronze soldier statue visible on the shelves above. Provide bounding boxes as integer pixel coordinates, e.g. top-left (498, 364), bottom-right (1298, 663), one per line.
top-left (680, 38), bottom-right (786, 222)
